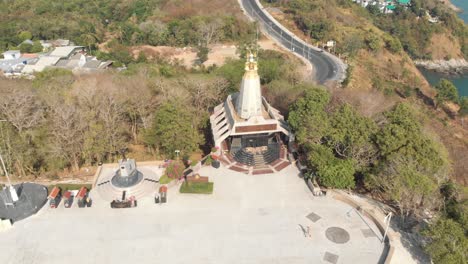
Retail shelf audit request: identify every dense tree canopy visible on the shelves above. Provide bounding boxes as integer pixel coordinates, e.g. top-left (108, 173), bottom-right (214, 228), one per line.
top-left (0, 49), bottom-right (300, 178)
top-left (266, 0), bottom-right (468, 59)
top-left (423, 218), bottom-right (468, 264)
top-left (435, 79), bottom-right (460, 107)
top-left (0, 0), bottom-right (256, 55)
top-left (370, 104), bottom-right (449, 218)
top-left (288, 88), bottom-right (450, 216)
top-left (288, 87), bottom-right (330, 145)
top-left (144, 100), bottom-right (203, 157)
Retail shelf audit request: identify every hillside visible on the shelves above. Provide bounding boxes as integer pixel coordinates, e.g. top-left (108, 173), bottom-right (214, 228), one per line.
top-left (0, 0), bottom-right (253, 54)
top-left (261, 0), bottom-right (468, 184)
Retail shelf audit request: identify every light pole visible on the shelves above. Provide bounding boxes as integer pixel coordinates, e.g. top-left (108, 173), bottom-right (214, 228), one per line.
top-left (383, 212), bottom-right (392, 243)
top-left (0, 149), bottom-right (18, 203)
top-left (175, 150), bottom-right (180, 160)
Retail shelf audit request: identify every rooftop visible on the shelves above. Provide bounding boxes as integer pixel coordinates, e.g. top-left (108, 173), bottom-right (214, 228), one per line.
top-left (49, 46), bottom-right (84, 58)
top-left (2, 50), bottom-right (20, 55)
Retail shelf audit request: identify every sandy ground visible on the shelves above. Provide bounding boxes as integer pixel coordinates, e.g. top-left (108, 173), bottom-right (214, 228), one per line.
top-left (0, 165), bottom-right (385, 264)
top-left (130, 39), bottom-right (311, 80)
top-left (131, 39), bottom-right (284, 68)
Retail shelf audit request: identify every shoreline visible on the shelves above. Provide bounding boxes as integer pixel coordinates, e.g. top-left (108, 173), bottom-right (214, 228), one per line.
top-left (441, 0), bottom-right (462, 13)
top-left (415, 59), bottom-right (468, 75)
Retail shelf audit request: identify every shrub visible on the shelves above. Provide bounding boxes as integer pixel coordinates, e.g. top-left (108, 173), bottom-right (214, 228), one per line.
top-left (159, 175), bottom-right (172, 184)
top-left (179, 182), bottom-right (214, 194)
top-left (204, 155), bottom-right (213, 165)
top-left (165, 161), bottom-right (184, 179)
top-left (317, 159), bottom-right (356, 189)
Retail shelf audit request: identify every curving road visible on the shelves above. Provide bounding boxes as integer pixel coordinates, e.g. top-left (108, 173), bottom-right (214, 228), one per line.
top-left (239, 0), bottom-right (347, 84)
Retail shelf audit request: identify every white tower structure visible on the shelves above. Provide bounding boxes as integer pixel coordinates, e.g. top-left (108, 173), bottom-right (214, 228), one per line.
top-left (210, 52), bottom-right (292, 150)
top-left (236, 53), bottom-right (262, 119)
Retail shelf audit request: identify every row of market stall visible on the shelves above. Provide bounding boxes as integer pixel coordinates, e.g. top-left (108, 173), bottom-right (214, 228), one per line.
top-left (47, 186), bottom-right (92, 209)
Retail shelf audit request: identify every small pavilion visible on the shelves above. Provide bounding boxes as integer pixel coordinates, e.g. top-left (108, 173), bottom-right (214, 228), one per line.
top-left (210, 52), bottom-right (293, 174)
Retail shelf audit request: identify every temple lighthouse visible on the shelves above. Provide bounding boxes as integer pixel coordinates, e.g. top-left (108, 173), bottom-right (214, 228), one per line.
top-left (210, 52), bottom-right (293, 172)
top-left (236, 53), bottom-right (263, 119)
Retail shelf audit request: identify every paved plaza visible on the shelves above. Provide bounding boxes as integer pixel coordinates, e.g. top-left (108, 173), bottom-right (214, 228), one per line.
top-left (0, 165), bottom-right (385, 264)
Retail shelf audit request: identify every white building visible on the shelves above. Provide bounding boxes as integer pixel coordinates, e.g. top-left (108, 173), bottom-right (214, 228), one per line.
top-left (2, 50), bottom-right (21, 60)
top-left (210, 52), bottom-right (293, 173)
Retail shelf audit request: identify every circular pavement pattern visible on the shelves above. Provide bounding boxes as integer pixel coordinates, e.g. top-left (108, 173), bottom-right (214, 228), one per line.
top-left (325, 227), bottom-right (350, 244)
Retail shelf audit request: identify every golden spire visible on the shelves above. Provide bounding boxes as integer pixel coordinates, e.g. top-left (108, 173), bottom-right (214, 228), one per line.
top-left (245, 50), bottom-right (258, 71)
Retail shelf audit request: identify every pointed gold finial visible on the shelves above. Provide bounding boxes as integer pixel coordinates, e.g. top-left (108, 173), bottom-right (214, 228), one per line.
top-left (245, 50), bottom-right (258, 71)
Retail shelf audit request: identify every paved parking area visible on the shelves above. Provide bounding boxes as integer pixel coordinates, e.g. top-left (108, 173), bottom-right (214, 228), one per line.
top-left (0, 165), bottom-right (384, 264)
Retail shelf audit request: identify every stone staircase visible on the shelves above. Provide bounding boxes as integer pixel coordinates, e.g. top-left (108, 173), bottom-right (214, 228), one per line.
top-left (253, 154), bottom-right (268, 168)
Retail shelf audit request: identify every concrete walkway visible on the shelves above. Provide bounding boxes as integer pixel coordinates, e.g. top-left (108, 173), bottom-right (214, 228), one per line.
top-left (0, 165), bottom-right (384, 264)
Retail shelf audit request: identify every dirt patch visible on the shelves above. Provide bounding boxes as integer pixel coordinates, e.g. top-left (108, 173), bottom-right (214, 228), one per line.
top-left (129, 39), bottom-right (304, 69)
top-left (426, 33), bottom-right (464, 60)
top-left (161, 0), bottom-right (244, 19)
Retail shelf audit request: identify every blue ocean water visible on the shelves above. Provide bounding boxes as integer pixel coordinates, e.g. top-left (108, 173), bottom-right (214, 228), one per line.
top-left (420, 0), bottom-right (468, 97)
top-left (451, 0), bottom-right (468, 22)
top-left (419, 68), bottom-right (468, 97)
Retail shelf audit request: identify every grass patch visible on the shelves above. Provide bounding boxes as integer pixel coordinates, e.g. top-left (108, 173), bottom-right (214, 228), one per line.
top-left (179, 182), bottom-right (214, 194)
top-left (47, 183), bottom-right (92, 194)
top-left (159, 175), bottom-right (173, 184)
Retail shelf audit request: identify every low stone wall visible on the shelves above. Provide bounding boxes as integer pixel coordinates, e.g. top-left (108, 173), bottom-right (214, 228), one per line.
top-left (330, 190), bottom-right (394, 264)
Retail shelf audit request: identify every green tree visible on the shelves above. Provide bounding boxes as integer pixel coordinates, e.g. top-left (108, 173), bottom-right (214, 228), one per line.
top-left (196, 46), bottom-right (209, 65)
top-left (375, 103), bottom-right (421, 156)
top-left (384, 35), bottom-right (402, 53)
top-left (144, 100), bottom-right (202, 157)
top-left (216, 58), bottom-right (245, 93)
top-left (435, 79), bottom-right (459, 107)
top-left (18, 31), bottom-right (32, 42)
top-left (31, 41), bottom-right (43, 53)
top-left (367, 4), bottom-right (381, 16)
top-left (18, 43), bottom-right (32, 53)
top-left (307, 145), bottom-right (355, 189)
top-left (459, 97), bottom-right (468, 116)
top-left (423, 218), bottom-right (468, 264)
top-left (288, 87), bottom-right (331, 145)
top-left (365, 33), bottom-right (383, 52)
top-left (370, 103), bottom-right (449, 218)
top-left (328, 104), bottom-right (377, 166)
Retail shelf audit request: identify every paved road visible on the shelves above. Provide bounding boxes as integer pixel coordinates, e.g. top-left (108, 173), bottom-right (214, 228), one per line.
top-left (240, 0), bottom-right (346, 84)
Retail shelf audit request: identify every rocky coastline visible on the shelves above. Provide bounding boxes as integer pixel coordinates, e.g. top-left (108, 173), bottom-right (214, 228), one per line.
top-left (414, 58), bottom-right (468, 75)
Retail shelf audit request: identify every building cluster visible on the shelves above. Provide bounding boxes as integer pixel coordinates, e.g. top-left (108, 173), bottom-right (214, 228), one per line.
top-left (0, 39), bottom-right (112, 78)
top-left (353, 0), bottom-right (410, 14)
